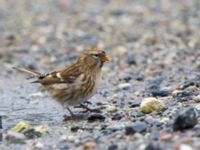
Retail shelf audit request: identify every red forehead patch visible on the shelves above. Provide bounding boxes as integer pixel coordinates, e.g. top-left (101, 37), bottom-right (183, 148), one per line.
top-left (94, 48), bottom-right (100, 51)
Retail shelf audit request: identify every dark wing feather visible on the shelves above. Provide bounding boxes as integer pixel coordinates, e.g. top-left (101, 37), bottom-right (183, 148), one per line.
top-left (36, 64), bottom-right (83, 85)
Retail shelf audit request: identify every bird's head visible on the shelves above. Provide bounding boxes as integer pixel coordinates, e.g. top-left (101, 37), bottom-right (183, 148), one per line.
top-left (78, 48), bottom-right (110, 70)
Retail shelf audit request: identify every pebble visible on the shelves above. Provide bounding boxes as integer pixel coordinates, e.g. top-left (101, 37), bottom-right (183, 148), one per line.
top-left (11, 122), bottom-right (31, 133)
top-left (113, 46), bottom-right (128, 56)
top-left (57, 139), bottom-right (69, 150)
top-left (125, 122), bottom-right (147, 135)
top-left (179, 144), bottom-right (193, 150)
top-left (0, 116), bottom-right (2, 129)
top-left (34, 125), bottom-right (49, 136)
top-left (106, 124), bottom-right (125, 132)
top-left (0, 116), bottom-right (2, 142)
top-left (23, 128), bottom-right (41, 139)
top-left (146, 85), bottom-right (172, 97)
top-left (127, 53), bottom-right (137, 65)
top-left (31, 142), bottom-right (44, 150)
top-left (87, 114), bottom-right (106, 122)
top-left (180, 81), bottom-right (200, 90)
top-left (108, 144), bottom-right (118, 150)
top-left (118, 83), bottom-right (132, 90)
top-left (140, 97), bottom-right (166, 113)
top-left (111, 112), bottom-right (124, 120)
top-left (173, 107), bottom-right (198, 131)
top-left (5, 131), bottom-right (26, 144)
top-left (23, 125), bottom-right (49, 139)
top-left (160, 133), bottom-right (173, 141)
top-left (100, 104), bottom-right (118, 112)
top-left (144, 116), bottom-right (162, 127)
top-left (145, 142), bottom-right (162, 150)
top-left (83, 141), bottom-right (97, 150)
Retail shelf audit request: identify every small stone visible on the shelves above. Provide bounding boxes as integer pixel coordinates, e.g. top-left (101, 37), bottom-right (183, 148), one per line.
top-left (160, 133), bottom-right (173, 141)
top-left (11, 122), bottom-right (31, 133)
top-left (113, 46), bottom-right (127, 56)
top-left (125, 122), bottom-right (147, 135)
top-left (123, 76), bottom-right (132, 82)
top-left (88, 114), bottom-right (105, 122)
top-left (118, 83), bottom-right (131, 90)
top-left (29, 92), bottom-right (44, 97)
top-left (0, 116), bottom-right (2, 142)
top-left (23, 125), bottom-right (48, 139)
top-left (111, 112), bottom-right (124, 120)
top-left (100, 104), bottom-right (117, 112)
top-left (108, 144), bottom-right (118, 150)
top-left (173, 107), bottom-right (198, 131)
top-left (179, 144), bottom-right (193, 150)
top-left (127, 54), bottom-right (137, 65)
top-left (193, 95), bottom-right (200, 102)
top-left (146, 85), bottom-right (172, 97)
top-left (0, 116), bottom-right (2, 129)
top-left (31, 142), bottom-right (44, 150)
top-left (71, 126), bottom-right (81, 132)
top-left (140, 97), bottom-right (166, 113)
top-left (5, 131), bottom-right (26, 144)
top-left (83, 141), bottom-right (97, 150)
top-left (23, 128), bottom-right (41, 139)
top-left (57, 139), bottom-right (69, 150)
top-left (180, 81), bottom-right (200, 90)
top-left (34, 125), bottom-right (49, 136)
top-left (144, 116), bottom-right (162, 127)
top-left (106, 124), bottom-right (125, 132)
top-left (172, 90), bottom-right (182, 97)
top-left (145, 142), bottom-right (162, 150)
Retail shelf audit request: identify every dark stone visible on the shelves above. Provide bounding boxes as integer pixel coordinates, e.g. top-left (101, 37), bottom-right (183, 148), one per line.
top-left (173, 90), bottom-right (194, 102)
top-left (123, 76), bottom-right (132, 82)
top-left (108, 144), bottom-right (118, 150)
top-left (127, 54), bottom-right (137, 65)
top-left (125, 122), bottom-right (147, 135)
top-left (144, 117), bottom-right (163, 127)
top-left (180, 81), bottom-right (200, 90)
top-left (0, 116), bottom-right (2, 129)
top-left (88, 114), bottom-right (105, 122)
top-left (57, 140), bottom-right (69, 150)
top-left (111, 112), bottom-right (124, 120)
top-left (106, 124), bottom-right (125, 132)
top-left (128, 102), bottom-right (140, 108)
top-left (23, 128), bottom-right (42, 139)
top-left (0, 116), bottom-right (2, 142)
top-left (99, 90), bottom-right (109, 97)
top-left (71, 126), bottom-right (81, 132)
top-left (145, 143), bottom-right (162, 150)
top-left (173, 107), bottom-right (199, 131)
top-left (135, 75), bottom-right (144, 81)
top-left (147, 76), bottom-right (167, 85)
top-left (145, 85), bottom-right (172, 97)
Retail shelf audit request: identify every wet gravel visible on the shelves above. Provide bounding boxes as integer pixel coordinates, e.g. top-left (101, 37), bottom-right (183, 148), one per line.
top-left (0, 0), bottom-right (200, 150)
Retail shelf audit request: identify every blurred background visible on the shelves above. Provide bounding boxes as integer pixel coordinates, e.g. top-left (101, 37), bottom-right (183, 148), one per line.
top-left (0, 0), bottom-right (199, 71)
top-left (0, 0), bottom-right (200, 149)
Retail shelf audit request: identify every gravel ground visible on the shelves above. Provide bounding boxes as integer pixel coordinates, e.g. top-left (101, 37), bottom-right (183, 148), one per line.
top-left (0, 0), bottom-right (200, 150)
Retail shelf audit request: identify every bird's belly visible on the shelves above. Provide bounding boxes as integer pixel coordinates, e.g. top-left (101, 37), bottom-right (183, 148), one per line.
top-left (45, 84), bottom-right (95, 107)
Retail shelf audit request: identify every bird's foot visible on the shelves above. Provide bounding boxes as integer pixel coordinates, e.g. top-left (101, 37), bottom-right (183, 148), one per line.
top-left (63, 113), bottom-right (88, 121)
top-left (79, 104), bottom-right (101, 113)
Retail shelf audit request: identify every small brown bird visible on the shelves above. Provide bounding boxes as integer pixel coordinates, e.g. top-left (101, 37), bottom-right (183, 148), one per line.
top-left (15, 48), bottom-right (110, 117)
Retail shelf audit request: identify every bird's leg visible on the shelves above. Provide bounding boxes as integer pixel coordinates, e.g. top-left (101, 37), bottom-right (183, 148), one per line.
top-left (67, 106), bottom-right (75, 117)
top-left (79, 104), bottom-right (101, 113)
top-left (63, 106), bottom-right (76, 121)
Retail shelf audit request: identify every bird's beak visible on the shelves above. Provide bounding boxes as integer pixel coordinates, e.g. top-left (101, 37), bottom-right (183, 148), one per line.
top-left (101, 54), bottom-right (111, 62)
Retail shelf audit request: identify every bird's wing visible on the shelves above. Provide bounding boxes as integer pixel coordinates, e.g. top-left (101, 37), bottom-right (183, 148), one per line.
top-left (35, 65), bottom-right (84, 85)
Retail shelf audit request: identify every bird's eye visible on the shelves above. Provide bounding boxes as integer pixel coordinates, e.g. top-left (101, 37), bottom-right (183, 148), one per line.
top-left (92, 54), bottom-right (100, 58)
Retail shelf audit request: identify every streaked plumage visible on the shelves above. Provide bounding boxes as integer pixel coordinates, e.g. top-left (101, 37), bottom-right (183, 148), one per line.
top-left (15, 48), bottom-right (110, 117)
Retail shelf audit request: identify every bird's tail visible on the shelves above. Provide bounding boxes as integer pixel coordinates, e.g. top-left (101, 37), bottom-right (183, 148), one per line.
top-left (13, 67), bottom-right (41, 79)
